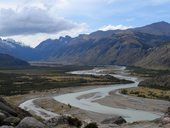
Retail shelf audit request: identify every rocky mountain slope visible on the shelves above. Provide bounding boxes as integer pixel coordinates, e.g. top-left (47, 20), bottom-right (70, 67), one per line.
top-left (135, 43), bottom-right (170, 69)
top-left (0, 53), bottom-right (30, 67)
top-left (35, 21), bottom-right (170, 67)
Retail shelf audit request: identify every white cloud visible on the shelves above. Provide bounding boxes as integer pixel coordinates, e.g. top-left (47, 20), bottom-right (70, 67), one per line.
top-left (99, 25), bottom-right (132, 31)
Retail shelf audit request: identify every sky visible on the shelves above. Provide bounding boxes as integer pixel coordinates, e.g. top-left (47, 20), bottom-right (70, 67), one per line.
top-left (0, 0), bottom-right (170, 47)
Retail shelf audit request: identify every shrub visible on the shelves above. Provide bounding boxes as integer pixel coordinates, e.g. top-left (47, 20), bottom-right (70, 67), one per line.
top-left (121, 89), bottom-right (127, 94)
top-left (68, 104), bottom-right (72, 108)
top-left (67, 116), bottom-right (82, 127)
top-left (84, 122), bottom-right (98, 128)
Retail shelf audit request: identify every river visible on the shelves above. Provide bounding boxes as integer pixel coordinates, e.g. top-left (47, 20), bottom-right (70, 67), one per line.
top-left (19, 66), bottom-right (162, 122)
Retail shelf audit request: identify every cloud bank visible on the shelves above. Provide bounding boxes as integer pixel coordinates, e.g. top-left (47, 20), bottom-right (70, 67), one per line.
top-left (0, 7), bottom-right (86, 36)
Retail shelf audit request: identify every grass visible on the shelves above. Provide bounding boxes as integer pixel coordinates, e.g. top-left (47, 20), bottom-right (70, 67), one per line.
top-left (0, 66), bottom-right (132, 96)
top-left (121, 87), bottom-right (170, 101)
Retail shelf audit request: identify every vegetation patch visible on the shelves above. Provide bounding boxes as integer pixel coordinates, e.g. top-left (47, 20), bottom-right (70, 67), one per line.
top-left (84, 122), bottom-right (98, 128)
top-left (0, 66), bottom-right (132, 96)
top-left (121, 87), bottom-right (170, 101)
top-left (67, 116), bottom-right (82, 127)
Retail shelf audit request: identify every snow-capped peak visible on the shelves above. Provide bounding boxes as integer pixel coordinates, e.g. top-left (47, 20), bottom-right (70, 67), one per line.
top-left (0, 38), bottom-right (28, 49)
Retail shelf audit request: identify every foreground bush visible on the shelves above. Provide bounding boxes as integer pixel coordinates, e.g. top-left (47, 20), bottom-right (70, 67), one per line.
top-left (67, 116), bottom-right (82, 127)
top-left (84, 122), bottom-right (98, 128)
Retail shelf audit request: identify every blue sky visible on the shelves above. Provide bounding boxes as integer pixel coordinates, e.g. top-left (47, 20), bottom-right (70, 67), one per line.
top-left (0, 0), bottom-right (170, 47)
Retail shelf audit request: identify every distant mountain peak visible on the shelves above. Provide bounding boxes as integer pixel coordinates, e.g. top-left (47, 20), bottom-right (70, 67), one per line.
top-left (59, 35), bottom-right (72, 43)
top-left (152, 21), bottom-right (169, 24)
top-left (133, 21), bottom-right (170, 36)
top-left (148, 21), bottom-right (170, 27)
top-left (0, 38), bottom-right (29, 48)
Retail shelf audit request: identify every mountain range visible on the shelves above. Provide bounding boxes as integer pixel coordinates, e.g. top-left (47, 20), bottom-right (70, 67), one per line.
top-left (0, 21), bottom-right (170, 69)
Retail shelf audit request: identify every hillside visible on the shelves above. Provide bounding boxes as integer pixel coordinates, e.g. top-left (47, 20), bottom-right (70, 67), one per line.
top-left (136, 43), bottom-right (170, 69)
top-left (139, 75), bottom-right (170, 90)
top-left (0, 53), bottom-right (30, 67)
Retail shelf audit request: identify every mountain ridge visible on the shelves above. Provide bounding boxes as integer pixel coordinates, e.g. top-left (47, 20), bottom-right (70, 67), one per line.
top-left (1, 21), bottom-right (170, 68)
top-left (35, 21), bottom-right (170, 67)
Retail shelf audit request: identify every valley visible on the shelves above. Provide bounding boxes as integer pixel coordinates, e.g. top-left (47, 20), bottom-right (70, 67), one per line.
top-left (0, 1), bottom-right (170, 128)
top-left (1, 65), bottom-right (169, 128)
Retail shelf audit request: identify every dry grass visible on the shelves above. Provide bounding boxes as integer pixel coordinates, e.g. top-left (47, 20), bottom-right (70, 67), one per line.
top-left (121, 87), bottom-right (170, 101)
top-left (46, 75), bottom-right (98, 82)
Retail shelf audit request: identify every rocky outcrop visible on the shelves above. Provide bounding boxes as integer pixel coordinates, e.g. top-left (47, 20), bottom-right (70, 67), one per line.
top-left (3, 117), bottom-right (20, 126)
top-left (0, 103), bottom-right (17, 117)
top-left (0, 97), bottom-right (47, 128)
top-left (44, 115), bottom-right (82, 127)
top-left (16, 117), bottom-right (47, 128)
top-left (44, 115), bottom-right (68, 127)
